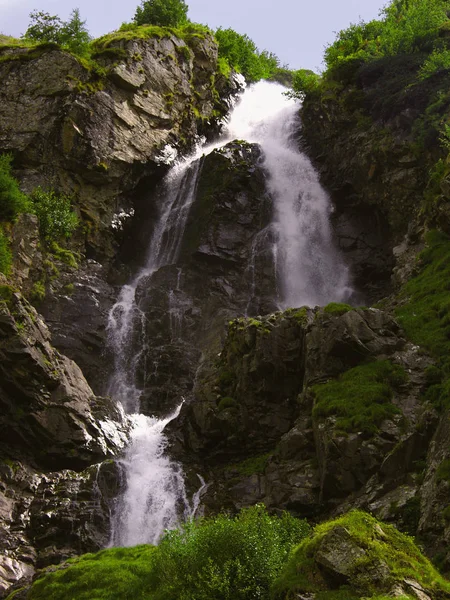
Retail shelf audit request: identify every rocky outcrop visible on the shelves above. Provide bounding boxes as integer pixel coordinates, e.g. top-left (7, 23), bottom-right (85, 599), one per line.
top-left (0, 33), bottom-right (239, 264)
top-left (274, 510), bottom-right (450, 599)
top-left (0, 282), bottom-right (129, 596)
top-left (124, 141), bottom-right (276, 416)
top-left (173, 305), bottom-right (438, 539)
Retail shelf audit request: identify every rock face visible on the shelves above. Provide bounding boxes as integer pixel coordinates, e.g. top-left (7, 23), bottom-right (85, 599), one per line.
top-left (121, 141), bottom-right (277, 416)
top-left (172, 305), bottom-right (436, 534)
top-left (0, 283), bottom-right (129, 596)
top-left (0, 34), bottom-right (238, 264)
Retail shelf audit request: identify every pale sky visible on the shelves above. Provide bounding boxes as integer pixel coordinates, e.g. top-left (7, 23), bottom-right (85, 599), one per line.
top-left (0, 0), bottom-right (388, 71)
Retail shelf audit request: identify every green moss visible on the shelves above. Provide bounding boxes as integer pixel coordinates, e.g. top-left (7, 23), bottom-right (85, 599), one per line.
top-left (27, 545), bottom-right (156, 600)
top-left (396, 230), bottom-right (450, 410)
top-left (30, 280), bottom-right (46, 303)
top-left (227, 452), bottom-right (272, 476)
top-left (0, 229), bottom-right (12, 276)
top-left (273, 510), bottom-right (450, 599)
top-left (284, 306), bottom-right (309, 325)
top-left (323, 302), bottom-right (353, 316)
top-left (63, 283), bottom-right (75, 295)
top-left (217, 396), bottom-right (238, 411)
top-left (50, 242), bottom-right (79, 268)
top-left (437, 459), bottom-right (450, 482)
top-left (0, 284), bottom-right (14, 307)
top-left (442, 505), bottom-right (450, 521)
top-left (312, 360), bottom-right (407, 435)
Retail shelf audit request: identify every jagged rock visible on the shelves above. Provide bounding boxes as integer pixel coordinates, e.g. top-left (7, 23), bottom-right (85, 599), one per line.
top-left (0, 459), bottom-right (122, 596)
top-left (0, 284), bottom-right (128, 470)
top-left (0, 34), bottom-right (240, 264)
top-left (128, 141), bottom-right (276, 416)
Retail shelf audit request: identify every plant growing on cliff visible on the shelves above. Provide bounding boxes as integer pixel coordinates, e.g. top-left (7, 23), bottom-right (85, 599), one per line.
top-left (24, 8), bottom-right (91, 56)
top-left (30, 187), bottom-right (78, 243)
top-left (134, 0), bottom-right (189, 27)
top-left (0, 229), bottom-right (12, 275)
top-left (0, 154), bottom-right (31, 221)
top-left (215, 27), bottom-right (280, 82)
top-left (27, 505), bottom-right (309, 600)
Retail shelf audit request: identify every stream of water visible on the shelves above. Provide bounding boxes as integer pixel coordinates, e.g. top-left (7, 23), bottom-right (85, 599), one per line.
top-left (107, 81), bottom-right (351, 547)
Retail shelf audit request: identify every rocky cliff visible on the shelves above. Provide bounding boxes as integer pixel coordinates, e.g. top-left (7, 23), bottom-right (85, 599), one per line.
top-left (1, 21), bottom-right (450, 600)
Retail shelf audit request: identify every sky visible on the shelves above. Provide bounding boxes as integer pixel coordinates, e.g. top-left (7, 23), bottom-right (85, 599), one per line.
top-left (0, 0), bottom-right (388, 71)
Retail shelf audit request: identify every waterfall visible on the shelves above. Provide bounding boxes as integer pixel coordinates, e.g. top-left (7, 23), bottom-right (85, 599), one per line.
top-left (107, 81), bottom-right (351, 548)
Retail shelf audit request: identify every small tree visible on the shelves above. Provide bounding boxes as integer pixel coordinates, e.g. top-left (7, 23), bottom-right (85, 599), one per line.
top-left (24, 10), bottom-right (64, 44)
top-left (60, 8), bottom-right (91, 55)
top-left (133, 0), bottom-right (189, 27)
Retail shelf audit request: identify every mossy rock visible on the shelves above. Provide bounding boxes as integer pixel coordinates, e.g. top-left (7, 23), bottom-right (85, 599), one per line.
top-left (273, 510), bottom-right (450, 599)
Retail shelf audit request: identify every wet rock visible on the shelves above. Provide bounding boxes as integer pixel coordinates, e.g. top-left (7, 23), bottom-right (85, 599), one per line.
top-left (0, 285), bottom-right (128, 470)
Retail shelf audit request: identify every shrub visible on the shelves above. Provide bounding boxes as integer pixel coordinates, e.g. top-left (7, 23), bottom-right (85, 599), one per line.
top-left (0, 154), bottom-right (31, 221)
top-left (289, 69), bottom-right (321, 99)
top-left (323, 0), bottom-right (449, 79)
top-left (24, 8), bottom-right (91, 57)
top-left (0, 228), bottom-right (12, 275)
top-left (134, 0), bottom-right (189, 28)
top-left (215, 28), bottom-right (280, 82)
top-left (148, 505), bottom-right (310, 600)
top-left (30, 187), bottom-right (78, 243)
top-left (27, 506), bottom-right (309, 600)
top-left (419, 48), bottom-right (450, 79)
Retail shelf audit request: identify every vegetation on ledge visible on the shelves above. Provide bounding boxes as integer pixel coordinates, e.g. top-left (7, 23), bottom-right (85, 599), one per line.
top-left (312, 360), bottom-right (407, 434)
top-left (396, 230), bottom-right (450, 411)
top-left (21, 509), bottom-right (450, 600)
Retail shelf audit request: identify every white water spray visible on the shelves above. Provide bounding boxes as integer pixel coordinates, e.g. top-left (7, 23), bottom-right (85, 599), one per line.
top-left (107, 81), bottom-right (351, 548)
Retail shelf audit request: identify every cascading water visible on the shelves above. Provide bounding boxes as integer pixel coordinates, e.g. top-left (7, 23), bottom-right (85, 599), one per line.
top-left (107, 80), bottom-right (351, 548)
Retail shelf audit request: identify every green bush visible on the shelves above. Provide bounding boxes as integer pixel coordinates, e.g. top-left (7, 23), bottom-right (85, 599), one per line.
top-left (215, 28), bottom-right (280, 83)
top-left (30, 187), bottom-right (78, 243)
top-left (289, 69), bottom-right (321, 99)
top-left (312, 360), bottom-right (407, 434)
top-left (24, 8), bottom-right (91, 56)
top-left (27, 506), bottom-right (309, 600)
top-left (0, 154), bottom-right (31, 221)
top-left (0, 228), bottom-right (12, 275)
top-left (419, 49), bottom-right (450, 79)
top-left (148, 505), bottom-right (309, 600)
top-left (134, 0), bottom-right (189, 27)
top-left (322, 0), bottom-right (449, 79)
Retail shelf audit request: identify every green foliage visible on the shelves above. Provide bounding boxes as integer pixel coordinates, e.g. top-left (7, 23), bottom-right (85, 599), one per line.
top-left (149, 505), bottom-right (309, 600)
top-left (312, 360), bottom-right (407, 434)
top-left (215, 28), bottom-right (280, 82)
top-left (323, 0), bottom-right (448, 80)
top-left (227, 453), bottom-right (272, 476)
top-left (273, 510), bottom-right (450, 598)
top-left (30, 280), bottom-right (46, 303)
top-left (0, 154), bottom-right (31, 221)
top-left (24, 8), bottom-right (91, 56)
top-left (49, 242), bottom-right (79, 268)
top-left (27, 506), bottom-right (309, 600)
top-left (289, 69), bottom-right (321, 99)
top-left (419, 48), bottom-right (450, 79)
top-left (217, 396), bottom-right (238, 411)
top-left (0, 229), bottom-right (12, 275)
top-left (437, 459), bottom-right (450, 482)
top-left (322, 302), bottom-right (353, 316)
top-left (395, 231), bottom-right (450, 409)
top-left (27, 545), bottom-right (156, 600)
top-left (30, 187), bottom-right (78, 243)
top-left (24, 10), bottom-right (64, 44)
top-left (134, 0), bottom-right (189, 28)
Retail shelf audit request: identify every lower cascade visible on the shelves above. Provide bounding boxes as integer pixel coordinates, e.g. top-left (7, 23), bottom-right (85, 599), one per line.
top-left (107, 81), bottom-right (351, 546)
